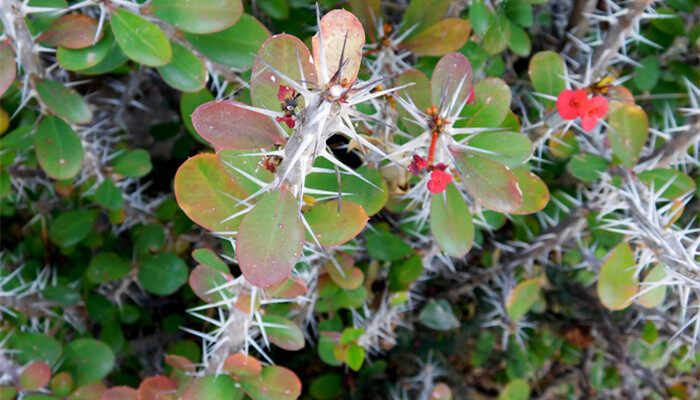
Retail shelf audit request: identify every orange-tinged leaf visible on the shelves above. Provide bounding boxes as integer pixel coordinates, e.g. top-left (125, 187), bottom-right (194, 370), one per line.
top-left (431, 52), bottom-right (472, 113)
top-left (224, 353), bottom-right (262, 380)
top-left (400, 19), bottom-right (471, 57)
top-left (138, 376), bottom-right (177, 400)
top-left (304, 200), bottom-right (368, 246)
top-left (102, 386), bottom-right (138, 400)
top-left (597, 243), bottom-right (639, 310)
top-left (40, 14), bottom-right (102, 49)
top-left (510, 168), bottom-right (549, 215)
top-left (312, 10), bottom-right (365, 85)
top-left (20, 361), bottom-right (51, 391)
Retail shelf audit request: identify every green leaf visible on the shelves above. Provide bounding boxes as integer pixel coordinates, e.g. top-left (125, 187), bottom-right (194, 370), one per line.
top-left (182, 375), bottom-right (240, 400)
top-left (56, 27), bottom-right (113, 70)
top-left (507, 22), bottom-right (531, 56)
top-left (431, 52), bottom-right (473, 113)
top-left (638, 265), bottom-right (667, 308)
top-left (400, 19), bottom-right (471, 57)
top-left (157, 42), bottom-right (207, 92)
top-left (258, 0), bottom-right (290, 20)
top-left (192, 248), bottom-right (228, 273)
top-left (607, 105), bottom-right (648, 168)
top-left (8, 332), bottom-right (62, 366)
top-left (396, 69), bottom-right (431, 136)
top-left (505, 0), bottom-right (533, 27)
top-left (400, 0), bottom-right (450, 38)
top-left (309, 374), bottom-right (342, 400)
top-left (149, 0), bottom-right (243, 34)
top-left (239, 366), bottom-right (301, 400)
top-left (459, 77), bottom-right (511, 127)
top-left (35, 79), bottom-right (92, 124)
top-left (261, 314), bottom-right (305, 351)
top-left (568, 153), bottom-right (608, 182)
top-left (181, 89), bottom-right (214, 143)
top-left (597, 243), bottom-right (639, 310)
top-left (418, 299), bottom-right (460, 331)
top-left (138, 253), bottom-right (188, 296)
top-left (184, 14), bottom-right (270, 70)
top-left (74, 35), bottom-right (128, 74)
top-left (430, 183), bottom-right (474, 257)
top-left (469, 1), bottom-right (492, 35)
top-left (305, 165), bottom-right (388, 216)
top-left (506, 278), bottom-right (541, 322)
top-left (132, 223), bottom-right (166, 254)
top-left (451, 150), bottom-right (522, 213)
top-left (95, 179), bottom-right (124, 211)
top-left (481, 14), bottom-right (511, 55)
top-left (389, 254), bottom-right (423, 292)
top-left (0, 42), bottom-right (16, 97)
top-left (235, 188), bottom-right (304, 288)
top-left (345, 345), bottom-right (365, 371)
top-left (87, 252), bottom-right (131, 284)
top-left (49, 209), bottom-right (98, 247)
top-left (633, 57), bottom-right (660, 92)
top-left (498, 379), bottom-right (530, 400)
top-left (327, 253), bottom-right (364, 290)
top-left (467, 131), bottom-right (533, 168)
top-left (366, 229), bottom-right (412, 261)
top-left (189, 264), bottom-right (233, 303)
top-left (305, 200), bottom-right (368, 246)
top-left (113, 149), bottom-right (152, 178)
top-left (174, 153), bottom-right (248, 232)
top-left (637, 169), bottom-right (695, 199)
top-left (528, 51), bottom-right (565, 109)
top-left (511, 168), bottom-right (549, 215)
top-left (35, 116), bottom-right (84, 180)
top-left (110, 9), bottom-right (172, 67)
top-left (217, 148), bottom-right (274, 194)
top-left (61, 339), bottom-right (114, 386)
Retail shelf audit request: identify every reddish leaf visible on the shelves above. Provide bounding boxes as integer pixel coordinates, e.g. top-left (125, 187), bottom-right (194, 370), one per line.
top-left (223, 353), bottom-right (262, 380)
top-left (174, 153), bottom-right (249, 232)
top-left (0, 41), bottom-right (16, 97)
top-left (327, 253), bottom-right (364, 290)
top-left (189, 264), bottom-right (233, 303)
top-left (239, 366), bottom-right (301, 400)
top-left (400, 19), bottom-right (471, 57)
top-left (192, 100), bottom-right (285, 149)
top-left (20, 361), bottom-right (51, 391)
top-left (261, 314), bottom-right (305, 351)
top-left (431, 52), bottom-right (472, 113)
top-left (102, 386), bottom-right (138, 400)
top-left (265, 276), bottom-right (308, 298)
top-left (40, 14), bottom-right (102, 49)
top-left (312, 10), bottom-right (365, 85)
top-left (510, 168), bottom-right (549, 215)
top-left (251, 34), bottom-right (316, 111)
top-left (304, 200), bottom-right (368, 246)
top-left (138, 376), bottom-right (177, 400)
top-left (164, 355), bottom-right (195, 372)
top-left (236, 188), bottom-right (304, 288)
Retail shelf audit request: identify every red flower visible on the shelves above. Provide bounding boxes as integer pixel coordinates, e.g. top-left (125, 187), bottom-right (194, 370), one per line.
top-left (580, 95), bottom-right (609, 132)
top-left (556, 89), bottom-right (588, 120)
top-left (427, 170), bottom-right (452, 194)
top-left (408, 155), bottom-right (428, 176)
top-left (276, 115), bottom-right (295, 128)
top-left (278, 85), bottom-right (295, 101)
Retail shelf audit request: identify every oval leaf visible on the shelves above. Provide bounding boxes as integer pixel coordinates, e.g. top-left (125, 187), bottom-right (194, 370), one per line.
top-left (157, 42), bottom-right (207, 92)
top-left (36, 79), bottom-right (92, 124)
top-left (182, 375), bottom-right (239, 400)
top-left (61, 339), bottom-right (114, 387)
top-left (138, 376), bottom-right (177, 400)
top-left (189, 264), bottom-right (233, 303)
top-left (467, 131), bottom-right (533, 168)
top-left (138, 253), bottom-right (189, 296)
top-left (110, 9), bottom-right (172, 67)
top-left (510, 168), bottom-right (549, 215)
top-left (35, 116), bottom-right (84, 180)
top-left (102, 386), bottom-right (138, 400)
top-left (236, 188), bottom-right (304, 288)
top-left (192, 101), bottom-right (284, 149)
top-left (418, 299), bottom-right (459, 331)
top-left (312, 10), bottom-right (365, 85)
top-left (607, 105), bottom-right (649, 168)
top-left (400, 19), bottom-right (471, 57)
top-left (86, 253), bottom-right (131, 284)
top-left (451, 150), bottom-right (522, 213)
top-left (239, 366), bottom-right (301, 400)
top-left (459, 77), bottom-right (511, 127)
top-left (148, 0), bottom-right (243, 34)
top-left (223, 353), bottom-right (262, 379)
top-left (430, 182), bottom-right (474, 257)
top-left (40, 14), bottom-right (101, 49)
top-left (266, 277), bottom-right (308, 298)
top-left (597, 243), bottom-right (639, 310)
top-left (49, 209), bottom-right (98, 248)
top-left (20, 362), bottom-right (51, 391)
top-left (431, 52), bottom-right (473, 114)
top-left (528, 51), bottom-right (565, 108)
top-left (506, 278), bottom-right (542, 322)
top-left (304, 200), bottom-right (368, 246)
top-left (261, 314), bottom-right (305, 351)
top-left (0, 41), bottom-right (17, 97)
top-left (327, 253), bottom-right (364, 290)
top-left (638, 264), bottom-right (667, 308)
top-left (216, 148), bottom-right (275, 194)
top-left (637, 168), bottom-right (695, 199)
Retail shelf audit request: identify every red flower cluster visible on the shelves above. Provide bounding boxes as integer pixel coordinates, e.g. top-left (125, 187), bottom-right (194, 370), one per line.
top-left (556, 89), bottom-right (609, 132)
top-left (409, 156), bottom-right (452, 194)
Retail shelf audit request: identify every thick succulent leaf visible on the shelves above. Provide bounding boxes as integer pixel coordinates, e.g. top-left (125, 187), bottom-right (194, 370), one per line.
top-left (607, 105), bottom-right (649, 168)
top-left (189, 264), bottom-right (233, 303)
top-left (304, 200), bottom-right (368, 246)
top-left (102, 387), bottom-right (138, 400)
top-left (418, 299), bottom-right (460, 331)
top-left (86, 253), bottom-right (131, 284)
top-left (60, 339), bottom-right (114, 386)
top-left (400, 19), bottom-right (471, 57)
top-left (239, 366), bottom-right (301, 400)
top-left (20, 362), bottom-right (51, 391)
top-left (396, 69), bottom-right (431, 136)
top-left (400, 0), bottom-right (450, 38)
top-left (528, 51), bottom-right (565, 108)
top-left (459, 77), bottom-right (511, 127)
top-left (138, 376), bottom-right (177, 400)
top-left (266, 276), bottom-right (308, 298)
top-left (216, 148), bottom-right (275, 194)
top-left (568, 152), bottom-right (608, 182)
top-left (510, 168), bottom-right (549, 215)
top-left (236, 188), bottom-right (304, 288)
top-left (74, 35), bottom-right (128, 75)
top-left (637, 169), bottom-right (696, 199)
top-left (506, 278), bottom-right (541, 322)
top-left (261, 314), bottom-right (305, 351)
top-left (327, 253), bottom-right (364, 290)
top-left (451, 149), bottom-right (522, 213)
top-left (148, 0), bottom-right (242, 34)
top-left (110, 9), bottom-right (172, 67)
top-left (467, 131), bottom-right (533, 168)
top-left (192, 100), bottom-right (284, 149)
top-left (138, 253), bottom-right (189, 296)
top-left (251, 34), bottom-right (316, 111)
top-left (481, 14), bottom-right (511, 55)
top-left (0, 42), bottom-right (17, 97)
top-left (305, 165), bottom-right (388, 216)
top-left (174, 153), bottom-right (249, 232)
top-left (40, 14), bottom-right (101, 49)
top-left (191, 248), bottom-right (228, 273)
top-left (35, 79), bottom-right (92, 124)
top-left (597, 243), bottom-right (639, 310)
top-left (431, 52), bottom-right (472, 113)
top-left (224, 353), bottom-right (262, 379)
top-left (157, 42), bottom-right (207, 92)
top-left (638, 264), bottom-right (667, 308)
top-left (182, 375), bottom-right (239, 400)
top-left (184, 14), bottom-right (270, 70)
top-left (34, 116), bottom-right (84, 180)
top-left (430, 183), bottom-right (474, 257)
top-left (312, 10), bottom-right (365, 85)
